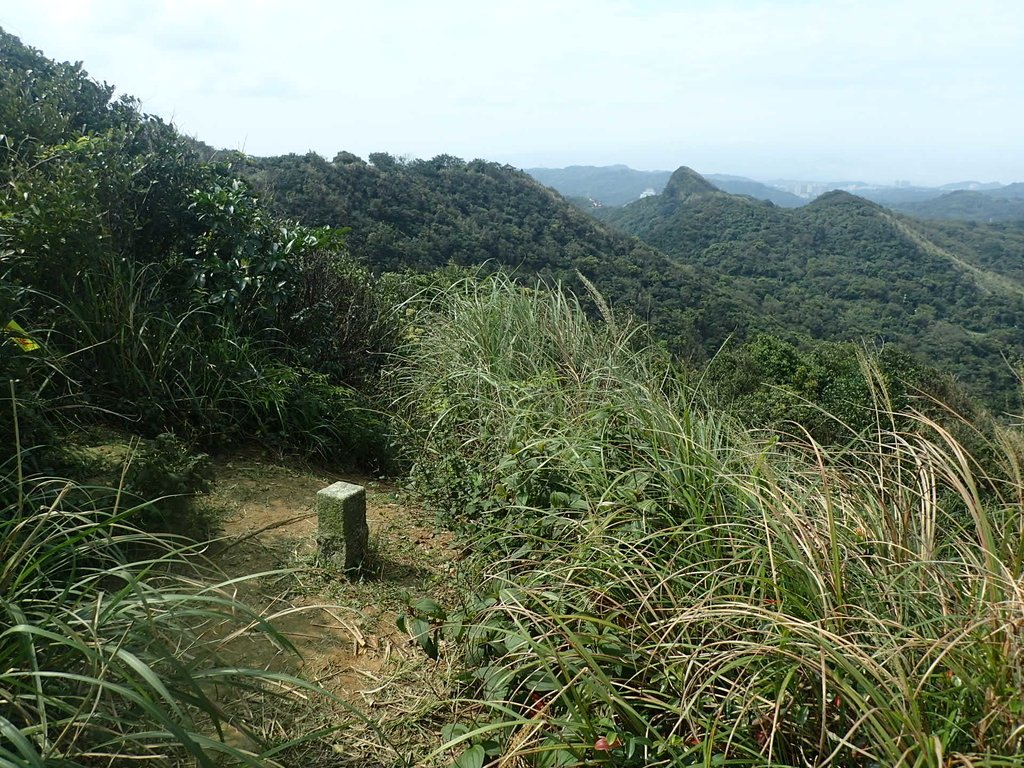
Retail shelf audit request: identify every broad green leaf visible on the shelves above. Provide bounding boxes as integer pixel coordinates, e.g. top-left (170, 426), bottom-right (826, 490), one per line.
top-left (454, 744), bottom-right (485, 768)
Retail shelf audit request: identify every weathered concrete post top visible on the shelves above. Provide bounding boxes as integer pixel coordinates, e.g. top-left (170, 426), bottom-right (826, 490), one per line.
top-left (317, 480), bottom-right (369, 575)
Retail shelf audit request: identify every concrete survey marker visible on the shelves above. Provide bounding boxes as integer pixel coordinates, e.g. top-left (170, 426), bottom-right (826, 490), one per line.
top-left (317, 480), bottom-right (369, 575)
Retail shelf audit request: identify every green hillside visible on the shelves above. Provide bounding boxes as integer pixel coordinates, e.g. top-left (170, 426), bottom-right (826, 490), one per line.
top-left (602, 168), bottom-right (1024, 408)
top-left (246, 154), bottom-right (1024, 409)
top-left (989, 182), bottom-right (1024, 198)
top-left (241, 152), bottom-right (745, 358)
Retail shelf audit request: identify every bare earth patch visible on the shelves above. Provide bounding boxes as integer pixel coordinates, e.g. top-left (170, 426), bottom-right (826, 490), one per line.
top-left (204, 451), bottom-right (461, 766)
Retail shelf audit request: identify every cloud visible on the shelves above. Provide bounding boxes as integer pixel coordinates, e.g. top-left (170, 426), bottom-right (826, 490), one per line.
top-left (4, 0), bottom-right (1023, 182)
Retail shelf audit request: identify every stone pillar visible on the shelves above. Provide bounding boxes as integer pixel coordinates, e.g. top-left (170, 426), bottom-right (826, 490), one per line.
top-left (317, 481), bottom-right (368, 575)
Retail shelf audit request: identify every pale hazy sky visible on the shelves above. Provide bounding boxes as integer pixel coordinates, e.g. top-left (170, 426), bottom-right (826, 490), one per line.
top-left (3, 0), bottom-right (1023, 185)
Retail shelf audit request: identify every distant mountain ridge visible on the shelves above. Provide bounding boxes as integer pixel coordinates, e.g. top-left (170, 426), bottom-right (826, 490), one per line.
top-left (244, 152), bottom-right (1024, 408)
top-left (598, 166), bottom-right (1024, 408)
top-left (529, 164), bottom-right (1024, 222)
top-left (893, 190), bottom-right (1024, 222)
top-left (704, 175), bottom-right (805, 207)
top-left (939, 181), bottom-right (1005, 191)
top-left (989, 182), bottom-right (1024, 198)
top-left (241, 152), bottom-right (741, 360)
top-left (526, 165), bottom-right (672, 206)
top-left (527, 165), bottom-right (805, 207)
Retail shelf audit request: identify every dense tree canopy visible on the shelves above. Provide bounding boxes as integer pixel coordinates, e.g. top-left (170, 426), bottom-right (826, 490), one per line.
top-left (244, 153), bottom-right (1024, 410)
top-left (241, 151), bottom-right (745, 360)
top-left (602, 170), bottom-right (1024, 409)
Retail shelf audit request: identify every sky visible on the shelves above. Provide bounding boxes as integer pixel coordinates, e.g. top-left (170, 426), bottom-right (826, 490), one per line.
top-left (3, 0), bottom-right (1023, 185)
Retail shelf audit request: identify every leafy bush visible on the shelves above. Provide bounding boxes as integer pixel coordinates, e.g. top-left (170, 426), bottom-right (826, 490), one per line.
top-left (238, 363), bottom-right (391, 467)
top-left (275, 247), bottom-right (400, 389)
top-left (0, 30), bottom-right (394, 470)
top-left (705, 333), bottom-right (927, 443)
top-left (121, 432), bottom-right (214, 527)
top-left (0, 281), bottom-right (75, 481)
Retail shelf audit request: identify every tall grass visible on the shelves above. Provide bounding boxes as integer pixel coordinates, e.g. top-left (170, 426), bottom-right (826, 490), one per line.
top-left (395, 275), bottom-right (1024, 767)
top-left (0, 431), bottom-right (342, 766)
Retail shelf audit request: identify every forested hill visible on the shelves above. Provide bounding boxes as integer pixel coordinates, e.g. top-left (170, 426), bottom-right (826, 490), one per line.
top-left (525, 164), bottom-right (805, 207)
top-left (241, 152), bottom-right (746, 357)
top-left (601, 167), bottom-right (1024, 408)
top-left (245, 154), bottom-right (1024, 408)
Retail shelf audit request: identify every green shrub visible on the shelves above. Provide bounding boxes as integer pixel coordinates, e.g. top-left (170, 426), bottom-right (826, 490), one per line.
top-left (239, 363), bottom-right (391, 467)
top-left (275, 247), bottom-right (400, 390)
top-left (120, 432), bottom-right (214, 528)
top-left (1, 38), bottom-right (391, 470)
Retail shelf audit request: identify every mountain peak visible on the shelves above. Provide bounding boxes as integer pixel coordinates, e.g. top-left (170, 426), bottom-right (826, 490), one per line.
top-left (663, 166), bottom-right (718, 199)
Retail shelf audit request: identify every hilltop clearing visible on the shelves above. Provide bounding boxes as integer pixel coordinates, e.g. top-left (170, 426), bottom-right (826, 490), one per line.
top-left (201, 452), bottom-right (460, 766)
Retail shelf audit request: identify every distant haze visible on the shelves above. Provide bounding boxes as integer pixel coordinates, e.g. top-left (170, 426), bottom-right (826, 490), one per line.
top-left (3, 0), bottom-right (1023, 185)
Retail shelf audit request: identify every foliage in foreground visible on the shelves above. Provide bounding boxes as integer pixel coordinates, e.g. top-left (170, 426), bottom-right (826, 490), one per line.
top-left (0, 449), bottom-right (342, 766)
top-left (0, 30), bottom-right (406, 767)
top-left (395, 276), bottom-right (1024, 767)
top-left (1, 27), bottom-right (397, 468)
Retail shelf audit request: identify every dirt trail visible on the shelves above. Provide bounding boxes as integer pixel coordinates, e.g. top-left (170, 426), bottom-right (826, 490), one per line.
top-left (205, 452), bottom-right (459, 764)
